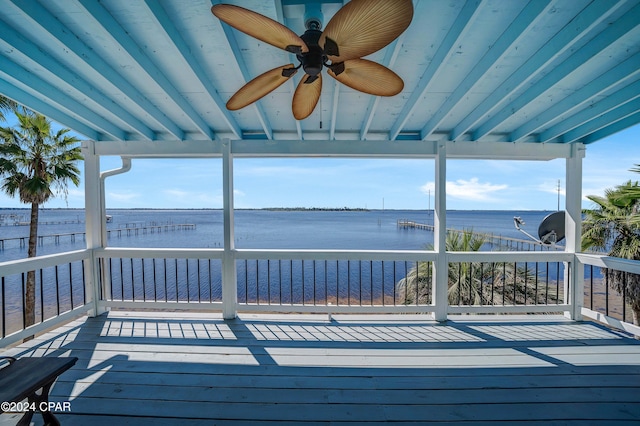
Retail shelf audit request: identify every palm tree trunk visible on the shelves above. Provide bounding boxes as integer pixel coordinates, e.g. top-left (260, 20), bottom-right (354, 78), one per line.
top-left (24, 202), bottom-right (39, 339)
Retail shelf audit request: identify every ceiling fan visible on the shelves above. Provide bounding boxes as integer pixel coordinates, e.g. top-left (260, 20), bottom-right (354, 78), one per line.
top-left (211, 0), bottom-right (413, 120)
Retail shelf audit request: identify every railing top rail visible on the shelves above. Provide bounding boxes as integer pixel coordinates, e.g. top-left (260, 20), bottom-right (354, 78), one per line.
top-left (96, 247), bottom-right (224, 259)
top-left (577, 252), bottom-right (640, 275)
top-left (234, 249), bottom-right (437, 261)
top-left (0, 249), bottom-right (90, 277)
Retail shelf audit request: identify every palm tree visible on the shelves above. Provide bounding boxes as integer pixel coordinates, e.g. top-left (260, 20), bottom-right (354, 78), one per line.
top-left (396, 229), bottom-right (556, 306)
top-left (0, 111), bottom-right (82, 331)
top-left (0, 95), bottom-right (17, 122)
top-left (582, 179), bottom-right (640, 325)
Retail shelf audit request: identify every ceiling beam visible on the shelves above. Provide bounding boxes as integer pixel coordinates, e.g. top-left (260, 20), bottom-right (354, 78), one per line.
top-left (420, 0), bottom-right (554, 141)
top-left (510, 51), bottom-right (640, 142)
top-left (583, 110), bottom-right (640, 144)
top-left (450, 0), bottom-right (626, 142)
top-left (0, 57), bottom-right (126, 140)
top-left (360, 0), bottom-right (410, 140)
top-left (93, 138), bottom-right (571, 160)
top-left (212, 0), bottom-right (273, 140)
top-left (10, 0), bottom-right (184, 140)
top-left (388, 0), bottom-right (483, 141)
top-left (360, 30), bottom-right (406, 140)
top-left (144, 0), bottom-right (242, 139)
top-left (563, 97), bottom-right (640, 144)
top-left (0, 77), bottom-right (100, 140)
top-left (1, 4), bottom-right (153, 140)
top-left (541, 79), bottom-right (640, 143)
top-left (472, 1), bottom-right (640, 141)
top-left (77, 0), bottom-right (214, 139)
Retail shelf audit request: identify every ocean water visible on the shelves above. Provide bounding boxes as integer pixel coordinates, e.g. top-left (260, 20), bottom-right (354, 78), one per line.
top-left (0, 208), bottom-right (556, 262)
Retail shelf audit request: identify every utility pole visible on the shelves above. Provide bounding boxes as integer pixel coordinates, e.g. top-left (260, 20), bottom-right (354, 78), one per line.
top-left (557, 179), bottom-right (561, 211)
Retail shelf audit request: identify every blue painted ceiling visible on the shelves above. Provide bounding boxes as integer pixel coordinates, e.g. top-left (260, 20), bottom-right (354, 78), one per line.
top-left (0, 0), bottom-right (638, 145)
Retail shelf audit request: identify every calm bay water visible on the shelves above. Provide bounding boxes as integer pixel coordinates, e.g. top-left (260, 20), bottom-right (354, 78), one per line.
top-left (0, 208), bottom-right (556, 261)
top-left (0, 209), bottom-right (564, 334)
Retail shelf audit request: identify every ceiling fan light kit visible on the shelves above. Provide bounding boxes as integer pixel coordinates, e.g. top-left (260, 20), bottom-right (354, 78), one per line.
top-left (211, 0), bottom-right (413, 120)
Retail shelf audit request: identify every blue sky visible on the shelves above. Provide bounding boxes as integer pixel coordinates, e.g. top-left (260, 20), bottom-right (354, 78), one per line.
top-left (0, 115), bottom-right (639, 210)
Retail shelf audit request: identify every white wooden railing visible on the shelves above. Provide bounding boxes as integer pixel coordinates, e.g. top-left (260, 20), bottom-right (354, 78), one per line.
top-left (1, 248), bottom-right (638, 347)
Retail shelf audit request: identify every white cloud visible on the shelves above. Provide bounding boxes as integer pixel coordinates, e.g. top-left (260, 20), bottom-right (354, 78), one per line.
top-left (107, 191), bottom-right (140, 202)
top-left (536, 180), bottom-right (565, 196)
top-left (421, 178), bottom-right (508, 201)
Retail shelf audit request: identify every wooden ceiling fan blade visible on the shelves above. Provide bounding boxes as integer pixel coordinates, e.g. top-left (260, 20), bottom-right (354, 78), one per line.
top-left (227, 64), bottom-right (297, 110)
top-left (212, 4), bottom-right (308, 54)
top-left (328, 59), bottom-right (403, 96)
top-left (292, 74), bottom-right (322, 120)
top-left (320, 0), bottom-right (413, 62)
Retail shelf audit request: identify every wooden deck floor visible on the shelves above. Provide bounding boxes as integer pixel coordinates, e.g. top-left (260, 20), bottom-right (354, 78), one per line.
top-left (2, 312), bottom-right (640, 425)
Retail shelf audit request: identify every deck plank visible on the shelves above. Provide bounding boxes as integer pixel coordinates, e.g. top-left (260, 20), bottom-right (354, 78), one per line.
top-left (1, 312), bottom-right (639, 425)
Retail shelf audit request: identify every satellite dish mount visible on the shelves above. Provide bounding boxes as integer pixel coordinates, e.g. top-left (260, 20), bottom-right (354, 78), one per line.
top-left (513, 211), bottom-right (566, 247)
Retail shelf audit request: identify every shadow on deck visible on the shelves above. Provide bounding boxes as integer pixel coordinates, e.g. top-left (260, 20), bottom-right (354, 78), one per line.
top-left (2, 312), bottom-right (639, 425)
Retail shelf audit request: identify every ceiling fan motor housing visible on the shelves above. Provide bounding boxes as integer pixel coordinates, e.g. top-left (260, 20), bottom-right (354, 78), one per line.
top-left (298, 29), bottom-right (325, 78)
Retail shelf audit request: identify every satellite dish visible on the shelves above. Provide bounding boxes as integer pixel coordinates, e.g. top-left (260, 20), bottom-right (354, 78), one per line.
top-left (538, 211), bottom-right (565, 245)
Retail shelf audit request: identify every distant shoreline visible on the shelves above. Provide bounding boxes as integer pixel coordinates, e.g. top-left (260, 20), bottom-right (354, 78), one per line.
top-left (0, 207), bottom-right (557, 212)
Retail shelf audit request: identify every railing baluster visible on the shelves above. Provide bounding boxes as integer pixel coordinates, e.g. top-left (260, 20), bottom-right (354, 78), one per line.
top-left (393, 261), bottom-right (397, 306)
top-left (21, 272), bottom-right (26, 328)
top-left (55, 265), bottom-right (60, 315)
top-left (480, 263), bottom-right (484, 305)
top-left (534, 263), bottom-right (539, 305)
top-left (197, 259), bottom-right (201, 303)
top-left (457, 263), bottom-right (462, 305)
top-left (490, 262), bottom-right (495, 305)
top-left (605, 268), bottom-right (610, 316)
top-left (524, 262), bottom-right (528, 305)
top-left (130, 258), bottom-right (135, 301)
top-left (186, 259), bottom-right (190, 302)
top-left (336, 260), bottom-right (339, 306)
top-left (82, 259), bottom-right (87, 305)
top-left (589, 265), bottom-right (594, 309)
top-left (556, 262), bottom-right (560, 305)
top-left (302, 260), bottom-right (305, 306)
top-left (175, 258), bottom-right (179, 302)
top-left (359, 260), bottom-right (362, 306)
top-left (381, 261), bottom-right (385, 306)
top-left (1, 276), bottom-right (5, 338)
top-left (468, 263), bottom-right (472, 305)
top-left (324, 260), bottom-right (328, 305)
top-left (267, 260), bottom-right (271, 305)
top-left (545, 262), bottom-right (550, 304)
top-left (502, 263), bottom-right (506, 306)
top-left (163, 258), bottom-right (168, 302)
top-left (39, 269), bottom-right (44, 322)
top-left (415, 261), bottom-right (419, 305)
top-left (371, 261), bottom-right (374, 305)
top-left (313, 260), bottom-right (317, 305)
top-left (279, 259), bottom-right (283, 305)
top-left (622, 272), bottom-right (627, 322)
top-left (152, 258), bottom-right (157, 302)
top-left (69, 262), bottom-right (74, 309)
top-left (513, 262), bottom-right (517, 304)
top-left (142, 258), bottom-right (146, 302)
top-left (208, 259), bottom-right (213, 303)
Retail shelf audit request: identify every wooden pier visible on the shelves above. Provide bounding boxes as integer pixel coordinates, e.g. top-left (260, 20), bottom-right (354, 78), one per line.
top-left (0, 224), bottom-right (196, 251)
top-left (397, 220), bottom-right (561, 251)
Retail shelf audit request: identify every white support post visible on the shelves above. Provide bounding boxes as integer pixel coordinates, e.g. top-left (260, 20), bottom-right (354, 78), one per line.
top-left (565, 143), bottom-right (585, 320)
top-left (222, 139), bottom-right (237, 319)
top-left (433, 142), bottom-right (448, 322)
top-left (81, 141), bottom-right (102, 316)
